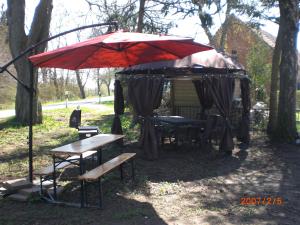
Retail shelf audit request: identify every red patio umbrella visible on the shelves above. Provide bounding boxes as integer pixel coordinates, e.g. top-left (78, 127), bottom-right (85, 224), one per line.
top-left (28, 30), bottom-right (213, 162)
top-left (29, 31), bottom-right (212, 69)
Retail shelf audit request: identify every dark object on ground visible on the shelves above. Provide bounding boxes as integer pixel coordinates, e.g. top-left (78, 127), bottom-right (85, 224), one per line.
top-left (69, 109), bottom-right (100, 139)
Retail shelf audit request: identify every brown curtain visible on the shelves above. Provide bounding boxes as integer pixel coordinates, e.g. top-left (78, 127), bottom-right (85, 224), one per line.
top-left (128, 76), bottom-right (164, 160)
top-left (193, 79), bottom-right (214, 119)
top-left (111, 80), bottom-right (124, 135)
top-left (237, 78), bottom-right (251, 144)
top-left (207, 76), bottom-right (235, 155)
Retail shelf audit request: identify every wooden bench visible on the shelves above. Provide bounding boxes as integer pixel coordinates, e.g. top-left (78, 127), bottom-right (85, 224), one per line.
top-left (34, 150), bottom-right (97, 195)
top-left (78, 152), bottom-right (136, 208)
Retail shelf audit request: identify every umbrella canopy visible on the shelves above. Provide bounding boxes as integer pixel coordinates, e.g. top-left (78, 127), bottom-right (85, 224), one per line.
top-left (119, 49), bottom-right (244, 73)
top-left (29, 31), bottom-right (213, 69)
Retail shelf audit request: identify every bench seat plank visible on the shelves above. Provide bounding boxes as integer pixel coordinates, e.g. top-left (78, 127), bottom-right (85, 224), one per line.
top-left (34, 150), bottom-right (97, 176)
top-left (78, 153), bottom-right (136, 181)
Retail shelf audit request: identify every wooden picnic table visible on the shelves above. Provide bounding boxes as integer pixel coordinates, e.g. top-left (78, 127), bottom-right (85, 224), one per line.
top-left (50, 133), bottom-right (124, 204)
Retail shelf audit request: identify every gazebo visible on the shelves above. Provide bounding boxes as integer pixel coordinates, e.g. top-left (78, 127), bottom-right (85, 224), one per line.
top-left (114, 50), bottom-right (251, 159)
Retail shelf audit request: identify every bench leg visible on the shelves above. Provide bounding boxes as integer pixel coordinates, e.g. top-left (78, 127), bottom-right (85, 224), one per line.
top-left (79, 154), bottom-right (86, 208)
top-left (52, 155), bottom-right (57, 200)
top-left (131, 159), bottom-right (135, 181)
top-left (80, 180), bottom-right (85, 208)
top-left (84, 180), bottom-right (88, 206)
top-left (98, 178), bottom-right (103, 209)
top-left (97, 149), bottom-right (102, 165)
top-left (120, 164), bottom-right (124, 181)
top-left (39, 176), bottom-right (43, 196)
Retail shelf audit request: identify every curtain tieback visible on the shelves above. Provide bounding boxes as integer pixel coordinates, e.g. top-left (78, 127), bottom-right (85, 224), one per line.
top-left (224, 118), bottom-right (232, 129)
top-left (138, 115), bottom-right (154, 124)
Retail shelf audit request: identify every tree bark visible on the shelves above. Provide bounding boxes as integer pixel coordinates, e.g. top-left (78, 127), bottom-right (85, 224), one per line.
top-left (105, 82), bottom-right (111, 96)
top-left (51, 68), bottom-right (60, 99)
top-left (137, 0), bottom-right (146, 32)
top-left (267, 23), bottom-right (282, 136)
top-left (218, 2), bottom-right (232, 51)
top-left (275, 0), bottom-right (299, 142)
top-left (75, 70), bottom-right (86, 99)
top-left (7, 0), bottom-right (53, 125)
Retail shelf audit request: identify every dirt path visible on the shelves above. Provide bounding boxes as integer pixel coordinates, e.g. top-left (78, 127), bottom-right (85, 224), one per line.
top-left (0, 135), bottom-right (299, 225)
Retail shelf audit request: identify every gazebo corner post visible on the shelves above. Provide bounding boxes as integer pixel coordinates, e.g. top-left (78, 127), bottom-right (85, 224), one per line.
top-left (28, 60), bottom-right (34, 183)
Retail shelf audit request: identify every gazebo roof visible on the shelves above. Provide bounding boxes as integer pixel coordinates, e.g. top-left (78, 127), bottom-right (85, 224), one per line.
top-left (118, 49), bottom-right (245, 75)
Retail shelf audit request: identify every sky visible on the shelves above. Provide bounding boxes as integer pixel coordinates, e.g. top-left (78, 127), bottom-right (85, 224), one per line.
top-left (0, 0), bottom-right (295, 47)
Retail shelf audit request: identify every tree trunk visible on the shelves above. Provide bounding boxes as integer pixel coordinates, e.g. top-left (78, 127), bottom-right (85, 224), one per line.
top-left (52, 68), bottom-right (60, 99)
top-left (97, 77), bottom-right (101, 95)
top-left (75, 70), bottom-right (86, 99)
top-left (40, 68), bottom-right (48, 83)
top-left (64, 70), bottom-right (70, 87)
top-left (95, 69), bottom-right (101, 95)
top-left (275, 0), bottom-right (299, 142)
top-left (106, 82), bottom-right (110, 96)
top-left (267, 24), bottom-right (282, 136)
top-left (137, 0), bottom-right (146, 32)
top-left (218, 2), bottom-right (232, 51)
top-left (7, 0), bottom-right (53, 125)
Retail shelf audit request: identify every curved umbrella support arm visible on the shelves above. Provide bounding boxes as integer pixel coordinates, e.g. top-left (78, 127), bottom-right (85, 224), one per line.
top-left (0, 21), bottom-right (118, 183)
top-left (0, 21), bottom-right (118, 75)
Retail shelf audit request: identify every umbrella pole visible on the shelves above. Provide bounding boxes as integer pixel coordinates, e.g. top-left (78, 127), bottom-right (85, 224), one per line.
top-left (28, 61), bottom-right (34, 182)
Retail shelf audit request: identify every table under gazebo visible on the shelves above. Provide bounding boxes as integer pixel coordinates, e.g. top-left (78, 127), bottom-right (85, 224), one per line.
top-left (113, 49), bottom-right (251, 160)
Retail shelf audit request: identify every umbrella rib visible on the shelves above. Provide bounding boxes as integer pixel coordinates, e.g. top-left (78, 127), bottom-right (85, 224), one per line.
top-left (143, 42), bottom-right (182, 58)
top-left (32, 44), bottom-right (105, 69)
top-left (32, 49), bottom-right (76, 67)
top-left (73, 43), bottom-right (132, 69)
top-left (73, 46), bottom-right (102, 70)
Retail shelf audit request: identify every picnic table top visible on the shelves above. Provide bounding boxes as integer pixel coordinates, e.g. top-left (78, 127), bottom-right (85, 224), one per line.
top-left (50, 134), bottom-right (124, 155)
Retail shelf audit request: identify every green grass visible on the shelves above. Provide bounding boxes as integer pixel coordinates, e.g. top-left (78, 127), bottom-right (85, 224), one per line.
top-left (99, 100), bottom-right (114, 106)
top-left (0, 105), bottom-right (138, 180)
top-left (43, 95), bottom-right (104, 105)
top-left (0, 103), bottom-right (14, 110)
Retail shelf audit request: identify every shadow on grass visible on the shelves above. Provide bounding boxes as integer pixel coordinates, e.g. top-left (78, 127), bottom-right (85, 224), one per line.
top-left (175, 135), bottom-right (300, 224)
top-left (0, 192), bottom-right (167, 225)
top-left (266, 141), bottom-right (300, 224)
top-left (0, 132), bottom-right (79, 164)
top-left (0, 117), bottom-right (25, 130)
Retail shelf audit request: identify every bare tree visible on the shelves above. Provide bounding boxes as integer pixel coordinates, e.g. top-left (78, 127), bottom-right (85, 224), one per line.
top-left (93, 68), bottom-right (103, 96)
top-left (0, 3), bottom-right (7, 25)
top-left (85, 0), bottom-right (173, 33)
top-left (7, 0), bottom-right (53, 125)
top-left (137, 0), bottom-right (146, 32)
top-left (75, 70), bottom-right (90, 99)
top-left (101, 69), bottom-right (114, 96)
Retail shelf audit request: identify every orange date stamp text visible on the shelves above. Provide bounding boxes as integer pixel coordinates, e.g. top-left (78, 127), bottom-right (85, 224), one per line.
top-left (240, 196), bottom-right (284, 205)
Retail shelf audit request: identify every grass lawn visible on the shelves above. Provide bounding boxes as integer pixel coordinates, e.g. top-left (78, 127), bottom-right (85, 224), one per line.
top-left (0, 106), bottom-right (300, 224)
top-left (0, 104), bottom-right (138, 180)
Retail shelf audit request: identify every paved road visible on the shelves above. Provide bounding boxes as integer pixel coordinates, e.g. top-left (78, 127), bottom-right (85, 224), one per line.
top-left (0, 96), bottom-right (113, 119)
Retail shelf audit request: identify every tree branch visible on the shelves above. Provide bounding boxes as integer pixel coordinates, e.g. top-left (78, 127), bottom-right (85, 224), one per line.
top-left (27, 0), bottom-right (53, 53)
top-left (6, 0), bottom-right (27, 57)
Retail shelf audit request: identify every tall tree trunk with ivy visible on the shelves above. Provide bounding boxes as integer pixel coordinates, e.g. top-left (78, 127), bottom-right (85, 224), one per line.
top-left (275, 0), bottom-right (299, 142)
top-left (7, 0), bottom-right (53, 125)
top-left (267, 23), bottom-right (282, 136)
